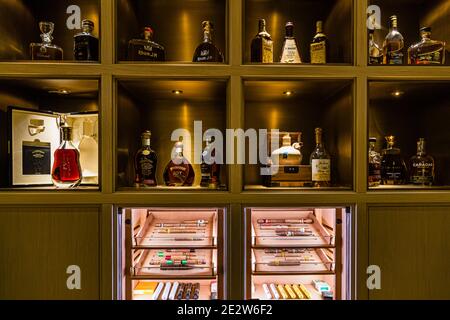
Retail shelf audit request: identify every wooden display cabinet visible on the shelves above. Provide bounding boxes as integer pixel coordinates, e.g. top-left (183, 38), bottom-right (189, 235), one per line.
top-left (118, 207), bottom-right (226, 300)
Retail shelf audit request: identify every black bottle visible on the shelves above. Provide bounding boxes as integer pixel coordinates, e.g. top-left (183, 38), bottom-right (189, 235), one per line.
top-left (74, 19), bottom-right (99, 61)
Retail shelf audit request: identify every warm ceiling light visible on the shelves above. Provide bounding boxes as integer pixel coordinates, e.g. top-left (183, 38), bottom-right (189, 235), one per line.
top-left (48, 89), bottom-right (71, 95)
top-left (283, 91), bottom-right (293, 96)
top-left (172, 90), bottom-right (183, 95)
top-left (392, 90), bottom-right (404, 97)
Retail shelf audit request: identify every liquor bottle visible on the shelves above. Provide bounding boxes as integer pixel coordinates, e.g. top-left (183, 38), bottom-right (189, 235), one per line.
top-left (368, 29), bottom-right (383, 65)
top-left (280, 22), bottom-right (302, 63)
top-left (128, 27), bottom-right (165, 61)
top-left (310, 21), bottom-right (329, 64)
top-left (309, 128), bottom-right (331, 188)
top-left (163, 140), bottom-right (195, 187)
top-left (134, 130), bottom-right (158, 187)
top-left (200, 136), bottom-right (220, 189)
top-left (368, 137), bottom-right (381, 187)
top-left (383, 15), bottom-right (404, 65)
top-left (271, 133), bottom-right (302, 166)
top-left (380, 135), bottom-right (408, 185)
top-left (30, 21), bottom-right (63, 60)
top-left (408, 27), bottom-right (446, 65)
top-left (74, 19), bottom-right (99, 61)
top-left (51, 123), bottom-right (82, 188)
top-left (250, 19), bottom-right (273, 63)
top-left (409, 138), bottom-right (434, 185)
top-left (193, 21), bottom-right (224, 63)
top-left (78, 119), bottom-right (98, 185)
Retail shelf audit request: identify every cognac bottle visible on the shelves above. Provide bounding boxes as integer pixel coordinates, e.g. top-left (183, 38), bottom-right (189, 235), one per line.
top-left (383, 15), bottom-right (404, 65)
top-left (280, 22), bottom-right (301, 63)
top-left (163, 140), bottom-right (195, 187)
top-left (368, 29), bottom-right (383, 65)
top-left (30, 21), bottom-right (63, 60)
top-left (408, 27), bottom-right (446, 65)
top-left (310, 21), bottom-right (329, 64)
top-left (51, 123), bottom-right (82, 188)
top-left (74, 19), bottom-right (99, 61)
top-left (134, 130), bottom-right (158, 187)
top-left (193, 21), bottom-right (224, 63)
top-left (128, 27), bottom-right (165, 61)
top-left (250, 19), bottom-right (273, 63)
top-left (368, 137), bottom-right (381, 187)
top-left (409, 138), bottom-right (434, 185)
top-left (380, 135), bottom-right (408, 185)
top-left (200, 136), bottom-right (220, 189)
top-left (310, 128), bottom-right (331, 187)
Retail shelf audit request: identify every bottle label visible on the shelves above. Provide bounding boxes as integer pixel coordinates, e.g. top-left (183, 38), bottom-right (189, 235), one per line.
top-left (311, 159), bottom-right (330, 181)
top-left (140, 158), bottom-right (154, 176)
top-left (22, 141), bottom-right (51, 175)
top-left (262, 39), bottom-right (274, 63)
top-left (368, 163), bottom-right (381, 184)
top-left (281, 39), bottom-right (301, 63)
top-left (414, 49), bottom-right (443, 65)
top-left (369, 55), bottom-right (383, 65)
top-left (310, 41), bottom-right (326, 64)
top-left (387, 50), bottom-right (403, 64)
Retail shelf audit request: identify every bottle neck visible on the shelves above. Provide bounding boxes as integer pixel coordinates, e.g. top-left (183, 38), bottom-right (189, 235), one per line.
top-left (175, 147), bottom-right (184, 157)
top-left (417, 141), bottom-right (426, 156)
top-left (389, 19), bottom-right (398, 32)
top-left (258, 20), bottom-right (267, 34)
top-left (203, 29), bottom-right (212, 43)
top-left (82, 25), bottom-right (93, 35)
top-left (316, 22), bottom-right (323, 35)
top-left (142, 138), bottom-right (151, 147)
top-left (421, 32), bottom-right (431, 40)
top-left (369, 142), bottom-right (376, 151)
top-left (368, 32), bottom-right (375, 42)
top-left (315, 134), bottom-right (323, 147)
top-left (41, 33), bottom-right (53, 44)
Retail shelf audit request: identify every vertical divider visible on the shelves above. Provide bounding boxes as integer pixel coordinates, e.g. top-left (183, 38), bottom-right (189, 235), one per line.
top-left (101, 74), bottom-right (114, 194)
top-left (101, 0), bottom-right (114, 65)
top-left (229, 76), bottom-right (244, 194)
top-left (355, 75), bottom-right (368, 194)
top-left (227, 203), bottom-right (244, 299)
top-left (229, 0), bottom-right (243, 66)
top-left (355, 202), bottom-right (369, 300)
top-left (100, 204), bottom-right (114, 300)
top-left (356, 0), bottom-right (369, 67)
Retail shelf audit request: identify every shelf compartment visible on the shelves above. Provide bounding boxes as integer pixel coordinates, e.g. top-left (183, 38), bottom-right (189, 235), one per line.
top-left (131, 279), bottom-right (218, 300)
top-left (0, 0), bottom-right (100, 62)
top-left (368, 0), bottom-right (450, 66)
top-left (243, 79), bottom-right (354, 191)
top-left (368, 80), bottom-right (450, 190)
top-left (252, 248), bottom-right (334, 274)
top-left (116, 78), bottom-right (228, 191)
top-left (116, 0), bottom-right (227, 63)
top-left (0, 77), bottom-right (100, 190)
top-left (243, 0), bottom-right (353, 64)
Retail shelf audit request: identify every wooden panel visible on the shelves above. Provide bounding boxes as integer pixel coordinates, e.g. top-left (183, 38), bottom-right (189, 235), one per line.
top-left (368, 206), bottom-right (450, 299)
top-left (0, 206), bottom-right (100, 300)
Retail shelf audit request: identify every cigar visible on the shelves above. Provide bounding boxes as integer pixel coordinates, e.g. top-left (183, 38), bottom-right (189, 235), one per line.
top-left (160, 263), bottom-right (195, 270)
top-left (193, 283), bottom-right (200, 300)
top-left (259, 224), bottom-right (311, 229)
top-left (257, 219), bottom-right (313, 224)
top-left (150, 259), bottom-right (206, 265)
top-left (156, 230), bottom-right (204, 234)
top-left (275, 230), bottom-right (313, 237)
top-left (176, 283), bottom-right (185, 300)
top-left (264, 249), bottom-right (306, 254)
top-left (156, 220), bottom-right (208, 226)
top-left (164, 249), bottom-right (196, 253)
top-left (184, 283), bottom-right (193, 300)
top-left (268, 260), bottom-right (301, 267)
top-left (156, 222), bottom-right (208, 227)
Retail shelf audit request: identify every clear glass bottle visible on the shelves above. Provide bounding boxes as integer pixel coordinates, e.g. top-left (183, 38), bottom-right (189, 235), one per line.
top-left (30, 21), bottom-right (63, 60)
top-left (78, 120), bottom-right (98, 185)
top-left (408, 27), bottom-right (446, 65)
top-left (381, 135), bottom-right (408, 185)
top-left (310, 21), bottom-right (329, 64)
top-left (271, 133), bottom-right (302, 166)
top-left (193, 21), bottom-right (224, 63)
top-left (309, 128), bottom-right (331, 188)
top-left (368, 29), bottom-right (383, 65)
top-left (409, 138), bottom-right (434, 185)
top-left (163, 140), bottom-right (195, 187)
top-left (200, 136), bottom-right (220, 189)
top-left (51, 123), bottom-right (82, 188)
top-left (280, 22), bottom-right (302, 63)
top-left (368, 137), bottom-right (381, 187)
top-left (128, 27), bottom-right (165, 61)
top-left (134, 130), bottom-right (158, 187)
top-left (383, 15), bottom-right (404, 65)
top-left (250, 19), bottom-right (273, 63)
top-left (74, 19), bottom-right (99, 61)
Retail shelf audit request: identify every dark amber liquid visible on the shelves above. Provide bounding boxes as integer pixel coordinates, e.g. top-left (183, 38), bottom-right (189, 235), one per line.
top-left (163, 160), bottom-right (195, 186)
top-left (52, 149), bottom-right (82, 184)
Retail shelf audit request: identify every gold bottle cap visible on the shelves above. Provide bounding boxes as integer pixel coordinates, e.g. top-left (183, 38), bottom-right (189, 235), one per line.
top-left (282, 133), bottom-right (292, 146)
top-left (316, 20), bottom-right (323, 33)
top-left (390, 15), bottom-right (398, 28)
top-left (385, 135), bottom-right (395, 147)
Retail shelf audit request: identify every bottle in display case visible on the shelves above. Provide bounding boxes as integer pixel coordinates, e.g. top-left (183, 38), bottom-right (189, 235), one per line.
top-left (193, 21), bottom-right (224, 63)
top-left (408, 27), bottom-right (446, 65)
top-left (280, 22), bottom-right (302, 64)
top-left (134, 130), bottom-right (157, 187)
top-left (368, 29), bottom-right (383, 65)
top-left (128, 27), bottom-right (165, 61)
top-left (383, 15), bottom-right (404, 65)
top-left (250, 19), bottom-right (273, 63)
top-left (310, 128), bottom-right (331, 188)
top-left (51, 122), bottom-right (82, 188)
top-left (409, 138), bottom-right (434, 185)
top-left (201, 136), bottom-right (220, 189)
top-left (368, 137), bottom-right (381, 187)
top-left (74, 19), bottom-right (99, 61)
top-left (78, 119), bottom-right (98, 185)
top-left (163, 140), bottom-right (195, 186)
top-left (310, 21), bottom-right (329, 64)
top-left (380, 135), bottom-right (408, 185)
top-left (30, 21), bottom-right (63, 60)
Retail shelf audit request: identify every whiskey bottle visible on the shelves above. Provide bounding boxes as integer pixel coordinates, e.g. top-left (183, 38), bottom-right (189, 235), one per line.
top-left (408, 27), bottom-right (446, 65)
top-left (51, 122), bottom-right (82, 188)
top-left (310, 21), bottom-right (329, 64)
top-left (383, 15), bottom-right (404, 65)
top-left (163, 140), bottom-right (195, 187)
top-left (200, 136), bottom-right (220, 189)
top-left (250, 19), bottom-right (273, 63)
top-left (280, 22), bottom-right (302, 63)
top-left (193, 21), bottom-right (224, 63)
top-left (409, 138), bottom-right (434, 185)
top-left (310, 128), bottom-right (331, 188)
top-left (74, 19), bottom-right (99, 61)
top-left (30, 22), bottom-right (63, 60)
top-left (128, 27), bottom-right (165, 61)
top-left (368, 137), bottom-right (381, 187)
top-left (380, 135), bottom-right (408, 185)
top-left (134, 130), bottom-right (157, 187)
top-left (368, 29), bottom-right (383, 65)
top-left (78, 119), bottom-right (98, 185)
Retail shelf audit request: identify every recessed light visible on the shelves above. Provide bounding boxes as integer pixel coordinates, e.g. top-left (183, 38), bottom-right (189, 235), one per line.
top-left (172, 90), bottom-right (183, 95)
top-left (392, 90), bottom-right (404, 97)
top-left (48, 89), bottom-right (71, 95)
top-left (283, 91), bottom-right (293, 96)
